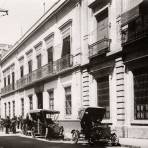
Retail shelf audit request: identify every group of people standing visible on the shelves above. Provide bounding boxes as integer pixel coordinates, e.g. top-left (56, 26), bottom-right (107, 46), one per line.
top-left (0, 115), bottom-right (35, 135)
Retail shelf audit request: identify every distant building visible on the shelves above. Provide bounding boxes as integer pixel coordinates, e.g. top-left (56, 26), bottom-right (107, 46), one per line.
top-left (0, 43), bottom-right (12, 118)
top-left (0, 44), bottom-right (12, 58)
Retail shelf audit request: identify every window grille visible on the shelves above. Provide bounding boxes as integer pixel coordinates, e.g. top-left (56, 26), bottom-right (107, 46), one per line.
top-left (97, 76), bottom-right (110, 119)
top-left (65, 86), bottom-right (72, 115)
top-left (48, 90), bottom-right (54, 110)
top-left (134, 69), bottom-right (148, 120)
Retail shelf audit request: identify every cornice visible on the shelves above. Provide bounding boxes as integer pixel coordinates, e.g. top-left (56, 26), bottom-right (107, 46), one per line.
top-left (1, 0), bottom-right (71, 65)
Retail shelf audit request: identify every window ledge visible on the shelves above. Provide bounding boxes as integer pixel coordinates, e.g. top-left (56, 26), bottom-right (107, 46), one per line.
top-left (102, 119), bottom-right (112, 124)
top-left (64, 115), bottom-right (72, 120)
top-left (131, 120), bottom-right (148, 125)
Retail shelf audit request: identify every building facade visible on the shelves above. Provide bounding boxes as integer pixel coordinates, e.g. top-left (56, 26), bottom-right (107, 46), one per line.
top-left (1, 0), bottom-right (148, 139)
top-left (0, 0), bottom-right (82, 136)
top-left (0, 43), bottom-right (12, 118)
top-left (86, 0), bottom-right (148, 139)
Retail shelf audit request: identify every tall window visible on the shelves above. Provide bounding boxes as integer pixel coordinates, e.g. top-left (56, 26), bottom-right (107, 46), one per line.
top-left (28, 60), bottom-right (32, 73)
top-left (29, 95), bottom-right (33, 110)
top-left (12, 72), bottom-right (15, 90)
top-left (134, 69), bottom-right (148, 120)
top-left (97, 76), bottom-right (110, 119)
top-left (21, 98), bottom-right (24, 117)
top-left (8, 102), bottom-right (10, 117)
top-left (96, 9), bottom-right (108, 41)
top-left (62, 35), bottom-right (71, 57)
top-left (60, 22), bottom-right (71, 57)
top-left (4, 103), bottom-right (7, 118)
top-left (65, 86), bottom-right (72, 115)
top-left (8, 75), bottom-right (10, 85)
top-left (4, 77), bottom-right (6, 87)
top-left (48, 90), bottom-right (54, 110)
top-left (47, 47), bottom-right (53, 63)
top-left (20, 66), bottom-right (24, 78)
top-left (12, 101), bottom-right (15, 117)
top-left (37, 54), bottom-right (42, 68)
top-left (37, 93), bottom-right (43, 109)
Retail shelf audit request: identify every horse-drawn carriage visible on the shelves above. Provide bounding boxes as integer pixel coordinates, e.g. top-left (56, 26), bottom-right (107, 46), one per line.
top-left (71, 107), bottom-right (119, 145)
top-left (28, 109), bottom-right (64, 139)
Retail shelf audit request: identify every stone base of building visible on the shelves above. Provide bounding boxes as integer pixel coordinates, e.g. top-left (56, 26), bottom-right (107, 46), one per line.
top-left (115, 125), bottom-right (148, 139)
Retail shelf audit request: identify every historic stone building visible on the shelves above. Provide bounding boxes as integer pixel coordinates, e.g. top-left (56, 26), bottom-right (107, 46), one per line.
top-left (121, 0), bottom-right (148, 138)
top-left (0, 0), bottom-right (82, 136)
top-left (86, 0), bottom-right (148, 139)
top-left (1, 0), bottom-right (148, 139)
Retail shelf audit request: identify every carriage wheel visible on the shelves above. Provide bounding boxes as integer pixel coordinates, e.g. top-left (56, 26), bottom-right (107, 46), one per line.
top-left (72, 131), bottom-right (79, 144)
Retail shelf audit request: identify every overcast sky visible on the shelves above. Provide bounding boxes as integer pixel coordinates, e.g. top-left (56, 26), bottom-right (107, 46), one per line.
top-left (0, 0), bottom-right (58, 45)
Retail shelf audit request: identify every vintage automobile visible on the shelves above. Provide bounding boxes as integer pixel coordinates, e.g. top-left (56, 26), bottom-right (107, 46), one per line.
top-left (71, 107), bottom-right (119, 145)
top-left (28, 109), bottom-right (64, 139)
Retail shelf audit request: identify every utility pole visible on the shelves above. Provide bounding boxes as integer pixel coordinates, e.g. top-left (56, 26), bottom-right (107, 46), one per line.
top-left (0, 8), bottom-right (8, 16)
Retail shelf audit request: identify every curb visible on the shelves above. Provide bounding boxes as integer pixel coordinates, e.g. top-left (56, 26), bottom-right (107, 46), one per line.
top-left (121, 144), bottom-right (141, 148)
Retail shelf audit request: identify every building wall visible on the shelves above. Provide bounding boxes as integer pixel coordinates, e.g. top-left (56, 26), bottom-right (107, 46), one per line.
top-left (0, 0), bottom-right (82, 136)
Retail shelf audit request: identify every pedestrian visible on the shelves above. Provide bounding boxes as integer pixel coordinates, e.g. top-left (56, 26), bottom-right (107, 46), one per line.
top-left (5, 116), bottom-right (11, 134)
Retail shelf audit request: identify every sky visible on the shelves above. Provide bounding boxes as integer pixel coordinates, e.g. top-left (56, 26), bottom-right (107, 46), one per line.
top-left (0, 0), bottom-right (58, 45)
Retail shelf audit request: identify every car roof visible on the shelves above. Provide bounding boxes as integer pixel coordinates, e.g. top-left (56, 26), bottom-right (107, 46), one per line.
top-left (79, 106), bottom-right (106, 122)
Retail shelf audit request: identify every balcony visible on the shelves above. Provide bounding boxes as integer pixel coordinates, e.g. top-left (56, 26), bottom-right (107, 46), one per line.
top-left (121, 1), bottom-right (148, 46)
top-left (16, 54), bottom-right (73, 90)
top-left (1, 55), bottom-right (73, 95)
top-left (88, 0), bottom-right (110, 9)
top-left (122, 28), bottom-right (148, 46)
top-left (89, 38), bottom-right (111, 58)
top-left (121, 6), bottom-right (140, 27)
top-left (1, 84), bottom-right (15, 95)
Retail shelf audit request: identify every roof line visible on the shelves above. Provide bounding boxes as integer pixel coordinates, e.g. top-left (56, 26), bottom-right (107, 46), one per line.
top-left (1, 0), bottom-right (69, 64)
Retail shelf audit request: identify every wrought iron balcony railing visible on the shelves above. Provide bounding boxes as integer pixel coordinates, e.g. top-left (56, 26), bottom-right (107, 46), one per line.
top-left (1, 54), bottom-right (73, 95)
top-left (16, 54), bottom-right (73, 90)
top-left (89, 38), bottom-right (111, 58)
top-left (1, 84), bottom-right (15, 95)
top-left (16, 62), bottom-right (54, 89)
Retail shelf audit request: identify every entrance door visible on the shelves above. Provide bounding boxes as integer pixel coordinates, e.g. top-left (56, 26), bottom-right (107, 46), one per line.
top-left (37, 92), bottom-right (43, 109)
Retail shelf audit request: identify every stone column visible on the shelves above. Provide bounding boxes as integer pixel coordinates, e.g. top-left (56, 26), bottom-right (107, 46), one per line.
top-left (115, 57), bottom-right (126, 137)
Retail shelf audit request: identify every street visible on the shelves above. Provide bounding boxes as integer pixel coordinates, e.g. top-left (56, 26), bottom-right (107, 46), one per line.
top-left (0, 136), bottom-right (124, 148)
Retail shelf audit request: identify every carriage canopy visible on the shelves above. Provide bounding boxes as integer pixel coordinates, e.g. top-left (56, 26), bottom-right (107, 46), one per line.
top-left (78, 107), bottom-right (106, 123)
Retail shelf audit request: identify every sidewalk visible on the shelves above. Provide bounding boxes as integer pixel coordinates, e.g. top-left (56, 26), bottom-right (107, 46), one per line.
top-left (119, 138), bottom-right (148, 148)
